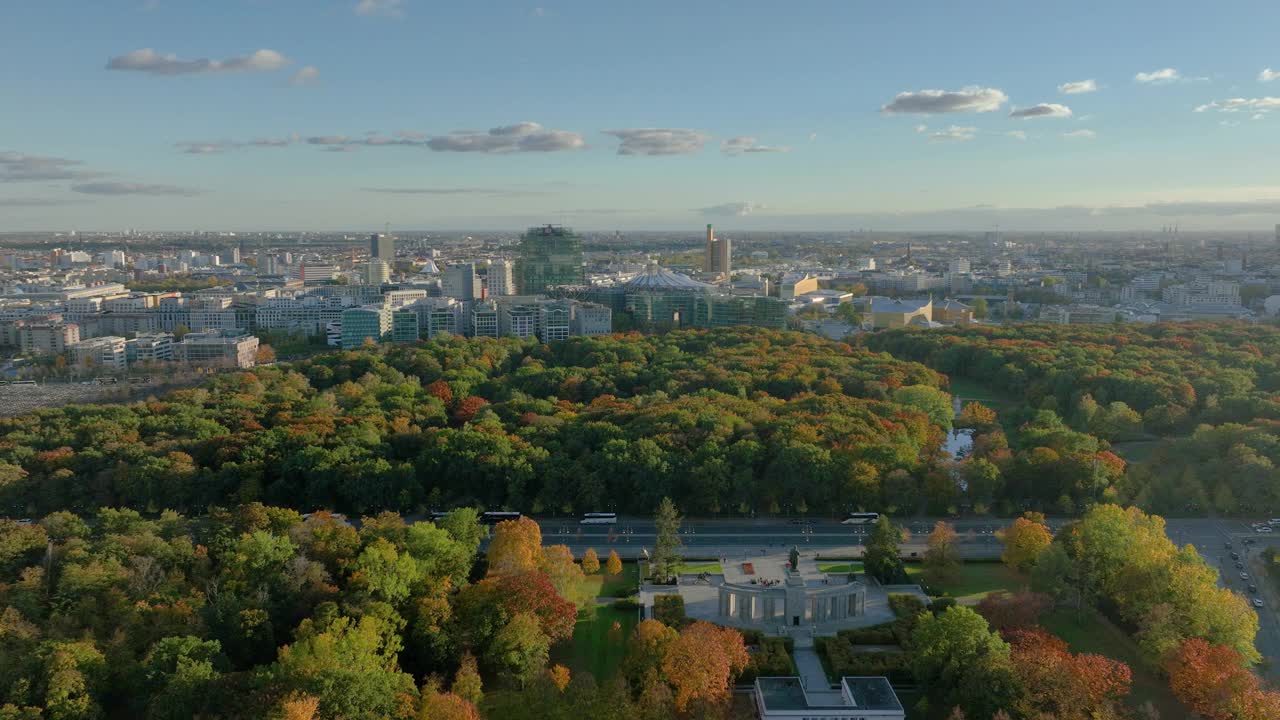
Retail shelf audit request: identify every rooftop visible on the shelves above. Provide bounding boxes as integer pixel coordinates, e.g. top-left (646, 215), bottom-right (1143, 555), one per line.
top-left (623, 263), bottom-right (713, 291)
top-left (870, 297), bottom-right (931, 314)
top-left (755, 677), bottom-right (902, 713)
top-left (843, 676), bottom-right (904, 712)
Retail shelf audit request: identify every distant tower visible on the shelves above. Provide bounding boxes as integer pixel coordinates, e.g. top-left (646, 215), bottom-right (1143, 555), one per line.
top-left (703, 224), bottom-right (731, 276)
top-left (370, 232), bottom-right (395, 260)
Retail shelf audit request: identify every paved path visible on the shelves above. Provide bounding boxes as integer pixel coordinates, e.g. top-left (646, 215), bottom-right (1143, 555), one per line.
top-left (792, 644), bottom-right (831, 692)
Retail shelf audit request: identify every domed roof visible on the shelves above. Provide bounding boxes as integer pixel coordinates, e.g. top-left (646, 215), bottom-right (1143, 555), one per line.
top-left (623, 262), bottom-right (712, 291)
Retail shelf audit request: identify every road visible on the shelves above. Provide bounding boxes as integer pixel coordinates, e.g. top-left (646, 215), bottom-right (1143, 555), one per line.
top-left (529, 515), bottom-right (1280, 677)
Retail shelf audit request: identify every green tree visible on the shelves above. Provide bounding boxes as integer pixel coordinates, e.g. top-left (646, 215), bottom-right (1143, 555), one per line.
top-left (924, 521), bottom-right (962, 585)
top-left (864, 516), bottom-right (905, 584)
top-left (911, 607), bottom-right (1020, 719)
top-left (452, 652), bottom-right (483, 707)
top-left (488, 612), bottom-right (550, 688)
top-left (893, 385), bottom-right (954, 430)
top-left (651, 497), bottom-right (683, 583)
top-left (972, 298), bottom-right (988, 319)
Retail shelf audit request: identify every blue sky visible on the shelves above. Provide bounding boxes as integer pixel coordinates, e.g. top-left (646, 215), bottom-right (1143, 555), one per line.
top-left (4, 0), bottom-right (1280, 231)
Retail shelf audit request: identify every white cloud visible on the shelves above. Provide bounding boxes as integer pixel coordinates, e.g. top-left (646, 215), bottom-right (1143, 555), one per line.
top-left (699, 201), bottom-right (763, 217)
top-left (1005, 130), bottom-right (1027, 140)
top-left (428, 122), bottom-right (585, 152)
top-left (721, 136), bottom-right (790, 155)
top-left (1195, 97), bottom-right (1280, 114)
top-left (881, 86), bottom-right (1008, 114)
top-left (71, 181), bottom-right (200, 196)
top-left (914, 124), bottom-right (928, 133)
top-left (1009, 103), bottom-right (1073, 119)
top-left (355, 0), bottom-right (404, 17)
top-left (1135, 68), bottom-right (1180, 84)
top-left (106, 48), bottom-right (291, 76)
top-left (1260, 68), bottom-right (1280, 83)
top-left (928, 125), bottom-right (977, 142)
top-left (807, 132), bottom-right (818, 141)
top-left (290, 66), bottom-right (319, 86)
top-left (603, 128), bottom-right (711, 156)
top-left (1058, 79), bottom-right (1097, 95)
top-left (1062, 129), bottom-right (1097, 139)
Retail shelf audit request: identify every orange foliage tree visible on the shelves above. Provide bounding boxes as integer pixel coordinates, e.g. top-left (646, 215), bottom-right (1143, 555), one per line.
top-left (1009, 628), bottom-right (1131, 720)
top-left (487, 517), bottom-right (543, 575)
top-left (660, 622), bottom-right (749, 713)
top-left (1165, 638), bottom-right (1280, 720)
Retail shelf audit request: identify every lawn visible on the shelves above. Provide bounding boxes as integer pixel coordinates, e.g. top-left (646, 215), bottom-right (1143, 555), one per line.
top-left (948, 376), bottom-right (1017, 412)
top-left (818, 562), bottom-right (864, 574)
top-left (674, 561), bottom-right (723, 575)
top-left (1041, 607), bottom-right (1186, 718)
top-left (581, 561), bottom-right (639, 599)
top-left (906, 562), bottom-right (1025, 600)
top-left (550, 603), bottom-right (639, 682)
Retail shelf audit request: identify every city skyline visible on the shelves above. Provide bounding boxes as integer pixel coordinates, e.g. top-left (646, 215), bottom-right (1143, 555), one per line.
top-left (5, 0), bottom-right (1280, 231)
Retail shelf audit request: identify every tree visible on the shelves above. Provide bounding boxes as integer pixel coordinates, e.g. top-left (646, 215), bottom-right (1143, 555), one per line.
top-left (892, 385), bottom-right (954, 430)
top-left (488, 612), bottom-right (550, 688)
top-left (863, 515), bottom-right (905, 584)
top-left (581, 548), bottom-right (600, 575)
top-left (1009, 628), bottom-right (1131, 720)
top-left (999, 515), bottom-right (1052, 571)
top-left (487, 517), bottom-right (543, 576)
top-left (451, 652), bottom-right (483, 707)
top-left (661, 622), bottom-right (748, 713)
top-left (548, 665), bottom-right (571, 692)
top-left (256, 345), bottom-right (277, 364)
top-left (417, 678), bottom-right (479, 720)
top-left (956, 401), bottom-right (998, 432)
top-left (924, 521), bottom-right (962, 585)
top-left (271, 614), bottom-right (417, 720)
top-left (975, 591), bottom-right (1054, 633)
top-left (972, 297), bottom-right (988, 319)
top-left (606, 550), bottom-right (623, 576)
top-left (911, 607), bottom-right (1020, 720)
top-left (624, 619), bottom-right (679, 690)
top-left (1163, 638), bottom-right (1278, 720)
top-left (651, 497), bottom-right (682, 583)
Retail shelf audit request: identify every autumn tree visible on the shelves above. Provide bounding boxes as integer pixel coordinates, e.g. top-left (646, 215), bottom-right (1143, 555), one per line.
top-left (582, 548), bottom-right (600, 575)
top-left (661, 622), bottom-right (748, 713)
top-left (999, 515), bottom-right (1052, 571)
top-left (606, 550), bottom-right (623, 576)
top-left (452, 652), bottom-right (483, 707)
top-left (956, 401), bottom-right (998, 432)
top-left (924, 521), bottom-right (962, 585)
top-left (417, 678), bottom-right (480, 720)
top-left (1164, 638), bottom-right (1280, 720)
top-left (975, 591), bottom-right (1054, 633)
top-left (487, 517), bottom-right (543, 576)
top-left (1009, 628), bottom-right (1131, 720)
top-left (624, 619), bottom-right (679, 690)
top-left (547, 665), bottom-right (571, 692)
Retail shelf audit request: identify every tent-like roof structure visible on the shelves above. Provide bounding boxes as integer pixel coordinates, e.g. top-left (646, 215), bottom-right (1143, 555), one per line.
top-left (623, 262), bottom-right (713, 291)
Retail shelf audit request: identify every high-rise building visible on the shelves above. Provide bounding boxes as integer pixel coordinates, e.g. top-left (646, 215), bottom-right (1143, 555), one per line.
top-left (69, 336), bottom-right (128, 370)
top-left (365, 259), bottom-right (391, 285)
top-left (703, 224), bottom-right (731, 276)
top-left (487, 260), bottom-right (514, 296)
top-left (514, 225), bottom-right (585, 295)
top-left (340, 305), bottom-right (393, 348)
top-left (370, 233), bottom-right (395, 261)
top-left (443, 263), bottom-right (482, 301)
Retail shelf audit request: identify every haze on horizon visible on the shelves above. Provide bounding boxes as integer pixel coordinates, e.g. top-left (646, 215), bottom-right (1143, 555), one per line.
top-left (4, 0), bottom-right (1280, 233)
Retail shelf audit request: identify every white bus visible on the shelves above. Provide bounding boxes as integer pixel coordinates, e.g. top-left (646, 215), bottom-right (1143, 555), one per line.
top-left (580, 512), bottom-right (618, 525)
top-left (480, 511), bottom-right (522, 525)
top-left (841, 512), bottom-right (880, 525)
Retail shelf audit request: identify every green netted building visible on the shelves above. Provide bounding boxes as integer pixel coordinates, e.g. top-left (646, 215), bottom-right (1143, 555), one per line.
top-left (514, 224), bottom-right (585, 295)
top-left (585, 262), bottom-right (786, 331)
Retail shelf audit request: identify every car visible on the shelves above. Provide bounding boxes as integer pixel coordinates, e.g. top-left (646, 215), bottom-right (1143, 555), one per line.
top-left (1249, 584), bottom-right (1258, 593)
top-left (1241, 572), bottom-right (1251, 580)
top-left (1260, 527), bottom-right (1274, 533)
top-left (1231, 552), bottom-right (1240, 560)
top-left (1255, 598), bottom-right (1265, 608)
top-left (1226, 541), bottom-right (1234, 549)
top-left (1236, 562), bottom-right (1245, 569)
top-left (1243, 538), bottom-right (1256, 545)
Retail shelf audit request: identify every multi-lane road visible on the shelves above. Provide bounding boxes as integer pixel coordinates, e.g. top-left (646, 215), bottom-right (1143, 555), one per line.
top-left (531, 515), bottom-right (1280, 677)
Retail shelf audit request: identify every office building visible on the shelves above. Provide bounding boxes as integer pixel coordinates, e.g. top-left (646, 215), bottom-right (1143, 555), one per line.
top-left (470, 301), bottom-right (498, 337)
top-left (19, 322), bottom-right (80, 354)
top-left (487, 260), bottom-right (515, 296)
top-left (704, 224), bottom-right (732, 276)
top-left (619, 263), bottom-right (785, 330)
top-left (175, 331), bottom-right (260, 368)
top-left (370, 233), bottom-right (395, 261)
top-left (443, 263), bottom-right (482, 301)
top-left (391, 310), bottom-right (420, 342)
top-left (126, 333), bottom-right (174, 363)
top-left (514, 225), bottom-right (585, 294)
top-left (340, 305), bottom-right (393, 348)
top-left (869, 297), bottom-right (933, 329)
top-left (753, 676), bottom-right (904, 720)
top-left (365, 259), bottom-right (391, 285)
top-left (69, 336), bottom-right (128, 370)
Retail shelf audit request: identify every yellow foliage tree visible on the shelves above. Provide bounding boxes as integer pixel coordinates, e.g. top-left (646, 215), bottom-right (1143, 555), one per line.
top-left (606, 549), bottom-right (623, 575)
top-left (487, 517), bottom-right (543, 575)
top-left (582, 548), bottom-right (600, 574)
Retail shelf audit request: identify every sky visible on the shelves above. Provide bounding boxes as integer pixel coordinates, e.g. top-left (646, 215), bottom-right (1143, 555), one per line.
top-left (4, 0), bottom-right (1280, 232)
